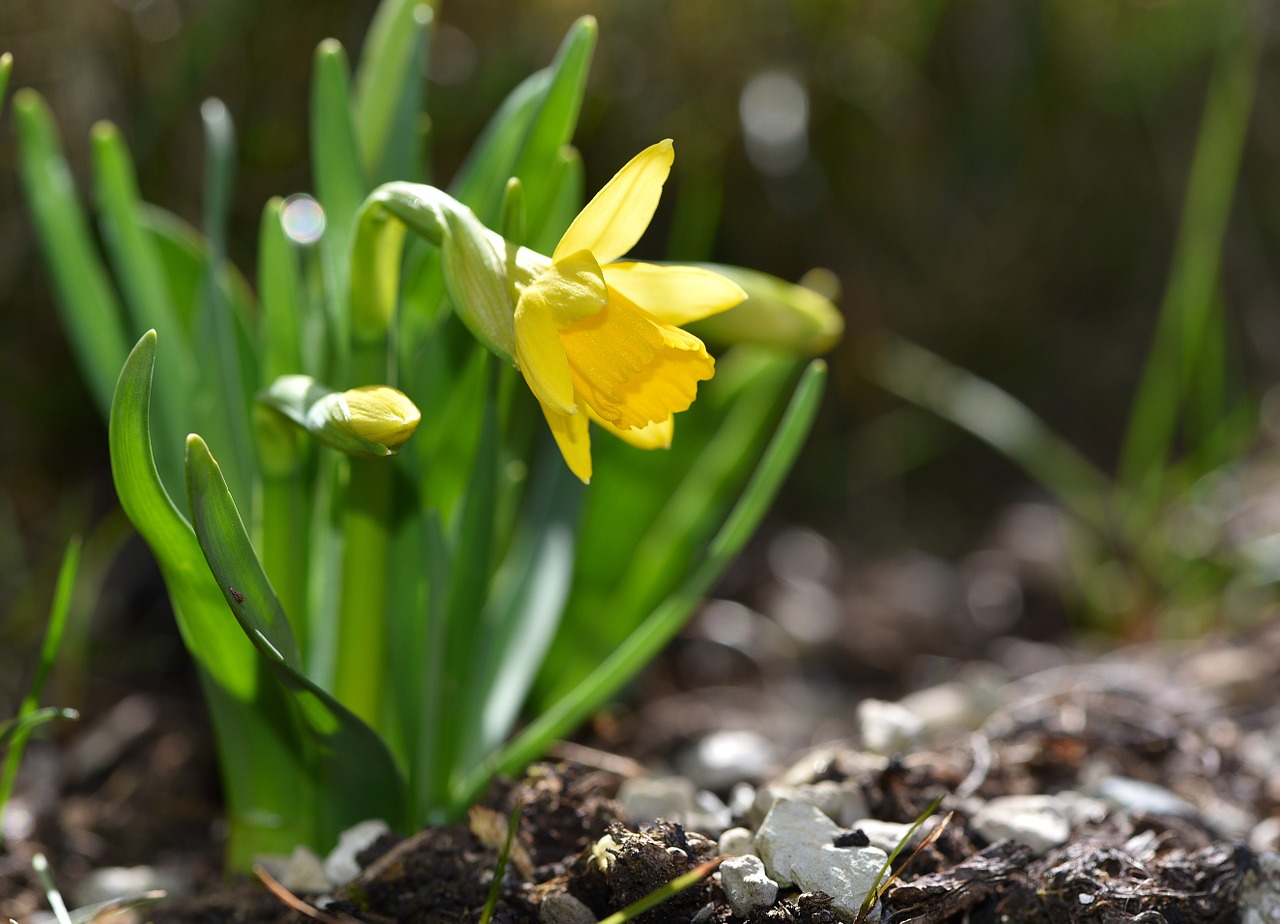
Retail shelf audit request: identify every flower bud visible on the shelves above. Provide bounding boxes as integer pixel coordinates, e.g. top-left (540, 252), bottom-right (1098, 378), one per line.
top-left (261, 375), bottom-right (421, 457)
top-left (688, 265), bottom-right (844, 356)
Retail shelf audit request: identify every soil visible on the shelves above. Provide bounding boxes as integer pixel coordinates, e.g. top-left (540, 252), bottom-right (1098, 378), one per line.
top-left (3, 528), bottom-right (1280, 923)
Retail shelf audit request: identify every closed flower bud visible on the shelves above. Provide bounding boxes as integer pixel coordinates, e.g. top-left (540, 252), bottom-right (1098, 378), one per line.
top-left (261, 375), bottom-right (421, 457)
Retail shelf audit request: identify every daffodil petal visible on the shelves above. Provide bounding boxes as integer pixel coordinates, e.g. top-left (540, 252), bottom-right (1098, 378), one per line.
top-left (514, 292), bottom-right (577, 416)
top-left (602, 262), bottom-right (747, 326)
top-left (542, 401), bottom-right (592, 483)
top-left (589, 407), bottom-right (674, 450)
top-left (544, 250), bottom-right (609, 327)
top-left (553, 140), bottom-right (674, 265)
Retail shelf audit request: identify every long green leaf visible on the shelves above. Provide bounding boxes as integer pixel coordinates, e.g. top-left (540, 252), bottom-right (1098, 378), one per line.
top-left (185, 433), bottom-right (405, 849)
top-left (14, 89), bottom-right (130, 415)
top-left (491, 360), bottom-right (827, 780)
top-left (0, 53), bottom-right (13, 110)
top-left (532, 348), bottom-right (796, 708)
top-left (312, 39), bottom-right (367, 360)
top-left (111, 331), bottom-right (341, 864)
top-left (511, 16), bottom-right (596, 237)
top-left (352, 0), bottom-right (433, 186)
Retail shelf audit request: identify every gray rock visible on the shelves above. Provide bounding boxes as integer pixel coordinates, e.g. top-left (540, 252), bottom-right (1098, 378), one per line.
top-left (540, 891), bottom-right (598, 924)
top-left (323, 818), bottom-right (390, 886)
top-left (718, 825), bottom-right (756, 858)
top-left (678, 729), bottom-right (778, 790)
top-left (1238, 851), bottom-right (1280, 924)
top-left (755, 799), bottom-right (888, 922)
top-left (856, 699), bottom-right (923, 755)
top-left (618, 776), bottom-right (699, 826)
top-left (850, 818), bottom-right (923, 855)
top-left (1086, 776), bottom-right (1196, 819)
top-left (719, 855), bottom-right (778, 917)
top-left (70, 865), bottom-right (191, 908)
top-left (752, 781), bottom-right (868, 828)
top-left (281, 846), bottom-right (331, 894)
top-left (971, 795), bottom-right (1070, 855)
top-left (1252, 817), bottom-right (1280, 854)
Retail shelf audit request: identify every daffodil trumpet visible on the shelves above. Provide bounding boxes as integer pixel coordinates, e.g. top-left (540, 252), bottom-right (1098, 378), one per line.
top-left (351, 140), bottom-right (747, 482)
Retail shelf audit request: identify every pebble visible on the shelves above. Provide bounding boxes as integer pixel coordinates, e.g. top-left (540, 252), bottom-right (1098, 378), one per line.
top-left (1238, 851), bottom-right (1280, 924)
top-left (540, 891), bottom-right (598, 924)
top-left (281, 846), bottom-right (331, 894)
top-left (70, 865), bottom-right (191, 908)
top-left (754, 799), bottom-right (888, 922)
top-left (677, 729), bottom-right (778, 790)
top-left (323, 818), bottom-right (391, 886)
top-left (751, 781), bottom-right (869, 828)
top-left (718, 826), bottom-right (756, 858)
top-left (850, 818), bottom-right (923, 855)
top-left (1252, 818), bottom-right (1280, 855)
top-left (616, 776), bottom-right (730, 835)
top-left (1086, 776), bottom-right (1197, 819)
top-left (856, 699), bottom-right (923, 755)
top-left (719, 854), bottom-right (779, 917)
top-left (971, 794), bottom-right (1070, 855)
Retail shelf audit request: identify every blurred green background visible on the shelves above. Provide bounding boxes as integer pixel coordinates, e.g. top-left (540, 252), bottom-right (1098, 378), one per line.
top-left (3, 0), bottom-right (1279, 637)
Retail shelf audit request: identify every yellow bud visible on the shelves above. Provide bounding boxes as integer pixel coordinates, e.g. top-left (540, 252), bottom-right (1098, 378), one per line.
top-left (329, 385), bottom-right (422, 453)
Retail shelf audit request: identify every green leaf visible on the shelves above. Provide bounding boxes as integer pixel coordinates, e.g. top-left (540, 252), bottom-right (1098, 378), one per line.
top-left (14, 89), bottom-right (131, 415)
top-left (312, 38), bottom-right (367, 357)
top-left (531, 349), bottom-right (798, 708)
top-left (0, 52), bottom-right (12, 111)
top-left (185, 431), bottom-right (407, 845)
top-left (353, 0), bottom-right (434, 186)
top-left (510, 16), bottom-right (596, 232)
top-left (498, 360), bottom-right (828, 776)
top-left (111, 331), bottom-right (374, 863)
top-left (91, 121), bottom-right (195, 496)
top-left (258, 198), bottom-right (306, 382)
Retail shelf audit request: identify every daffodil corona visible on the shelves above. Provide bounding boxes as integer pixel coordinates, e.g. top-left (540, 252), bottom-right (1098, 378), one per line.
top-left (511, 140), bottom-right (746, 482)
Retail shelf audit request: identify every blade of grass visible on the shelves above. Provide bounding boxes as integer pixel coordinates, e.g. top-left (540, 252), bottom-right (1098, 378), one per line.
top-left (1118, 9), bottom-right (1261, 502)
top-left (478, 800), bottom-right (523, 924)
top-left (597, 858), bottom-right (722, 924)
top-left (489, 360), bottom-right (827, 781)
top-left (14, 90), bottom-right (131, 415)
top-left (32, 854), bottom-right (73, 924)
top-left (862, 332), bottom-right (1113, 536)
top-left (0, 52), bottom-right (12, 108)
top-left (0, 537), bottom-right (81, 836)
top-left (0, 708), bottom-right (79, 750)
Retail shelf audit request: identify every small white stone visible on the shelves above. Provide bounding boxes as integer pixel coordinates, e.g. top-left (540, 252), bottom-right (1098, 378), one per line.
top-left (856, 699), bottom-right (924, 756)
top-left (754, 799), bottom-right (887, 923)
top-left (678, 729), bottom-right (778, 790)
top-left (971, 795), bottom-right (1070, 855)
top-left (1086, 776), bottom-right (1196, 818)
top-left (323, 818), bottom-right (391, 886)
top-left (281, 846), bottom-right (331, 894)
top-left (718, 826), bottom-right (756, 858)
top-left (540, 891), bottom-right (598, 924)
top-left (1251, 817), bottom-right (1280, 854)
top-left (850, 818), bottom-right (922, 855)
top-left (752, 781), bottom-right (868, 828)
top-left (719, 855), bottom-right (779, 917)
top-left (617, 776), bottom-right (699, 826)
top-left (756, 800), bottom-right (843, 887)
top-left (1238, 851), bottom-right (1280, 924)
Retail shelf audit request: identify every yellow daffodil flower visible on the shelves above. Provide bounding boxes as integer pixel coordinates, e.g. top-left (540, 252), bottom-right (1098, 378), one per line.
top-left (511, 140), bottom-right (747, 482)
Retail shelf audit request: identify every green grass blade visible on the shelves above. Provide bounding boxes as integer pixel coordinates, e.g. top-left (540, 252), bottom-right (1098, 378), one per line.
top-left (0, 537), bottom-right (81, 835)
top-left (0, 708), bottom-right (78, 751)
top-left (494, 360), bottom-right (827, 777)
top-left (312, 39), bottom-right (367, 359)
top-left (352, 0), bottom-right (433, 186)
top-left (14, 89), bottom-right (130, 415)
top-left (1117, 11), bottom-right (1260, 499)
top-left (863, 332), bottom-right (1113, 535)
